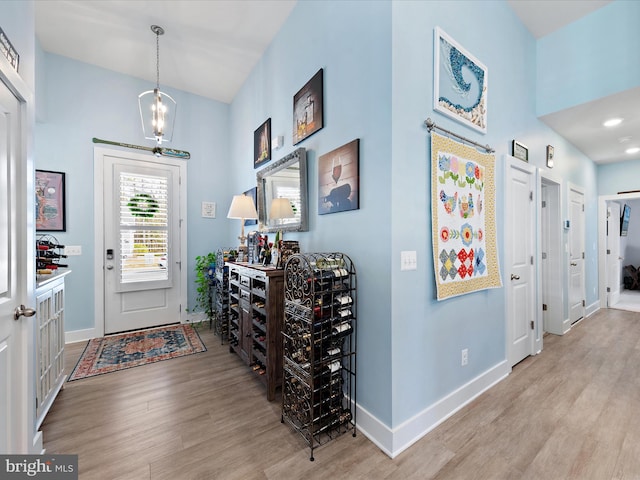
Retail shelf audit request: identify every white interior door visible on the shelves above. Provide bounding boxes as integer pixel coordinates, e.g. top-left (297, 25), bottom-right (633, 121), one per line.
top-left (607, 202), bottom-right (621, 307)
top-left (102, 151), bottom-right (183, 334)
top-left (569, 186), bottom-right (585, 324)
top-left (0, 73), bottom-right (32, 452)
top-left (505, 157), bottom-right (536, 366)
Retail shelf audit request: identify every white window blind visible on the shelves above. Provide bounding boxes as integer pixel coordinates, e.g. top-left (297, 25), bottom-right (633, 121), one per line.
top-left (119, 172), bottom-right (169, 283)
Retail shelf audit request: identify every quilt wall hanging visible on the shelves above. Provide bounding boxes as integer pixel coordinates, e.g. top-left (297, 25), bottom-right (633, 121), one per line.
top-left (431, 131), bottom-right (501, 300)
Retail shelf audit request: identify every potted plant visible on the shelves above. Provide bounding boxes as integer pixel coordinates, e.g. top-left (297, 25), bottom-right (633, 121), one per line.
top-left (189, 251), bottom-right (217, 327)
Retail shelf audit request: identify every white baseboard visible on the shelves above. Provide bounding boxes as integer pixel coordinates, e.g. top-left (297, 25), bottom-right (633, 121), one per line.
top-left (356, 360), bottom-right (510, 458)
top-left (586, 300), bottom-right (599, 318)
top-left (65, 328), bottom-right (96, 344)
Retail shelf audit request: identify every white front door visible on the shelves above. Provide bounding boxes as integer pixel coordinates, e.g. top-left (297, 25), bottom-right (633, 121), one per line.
top-left (0, 72), bottom-right (32, 452)
top-left (101, 150), bottom-right (183, 334)
top-left (505, 156), bottom-right (536, 366)
top-left (569, 186), bottom-right (585, 324)
top-left (607, 202), bottom-right (621, 307)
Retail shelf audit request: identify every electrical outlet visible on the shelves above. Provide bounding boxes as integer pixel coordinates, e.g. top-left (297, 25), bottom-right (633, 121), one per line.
top-left (461, 348), bottom-right (468, 366)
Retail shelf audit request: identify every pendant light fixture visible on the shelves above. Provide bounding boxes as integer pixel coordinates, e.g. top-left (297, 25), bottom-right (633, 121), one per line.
top-left (138, 25), bottom-right (176, 146)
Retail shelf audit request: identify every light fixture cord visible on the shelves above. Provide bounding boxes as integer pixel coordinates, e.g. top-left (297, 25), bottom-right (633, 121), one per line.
top-left (156, 30), bottom-right (160, 90)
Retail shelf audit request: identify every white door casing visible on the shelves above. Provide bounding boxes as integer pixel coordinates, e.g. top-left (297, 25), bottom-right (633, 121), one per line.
top-left (0, 62), bottom-right (38, 452)
top-left (94, 147), bottom-right (187, 337)
top-left (568, 185), bottom-right (585, 324)
top-left (607, 202), bottom-right (621, 307)
top-left (505, 156), bottom-right (537, 367)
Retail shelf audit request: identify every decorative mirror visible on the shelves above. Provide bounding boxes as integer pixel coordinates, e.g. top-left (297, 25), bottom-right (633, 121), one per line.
top-left (257, 147), bottom-right (308, 233)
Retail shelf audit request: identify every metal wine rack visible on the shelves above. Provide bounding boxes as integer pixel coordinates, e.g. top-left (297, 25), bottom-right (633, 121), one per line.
top-left (281, 252), bottom-right (357, 461)
top-left (213, 249), bottom-right (231, 343)
top-left (36, 234), bottom-right (67, 274)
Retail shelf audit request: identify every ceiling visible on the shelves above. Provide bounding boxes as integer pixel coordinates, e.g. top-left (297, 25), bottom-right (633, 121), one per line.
top-left (34, 0), bottom-right (637, 164)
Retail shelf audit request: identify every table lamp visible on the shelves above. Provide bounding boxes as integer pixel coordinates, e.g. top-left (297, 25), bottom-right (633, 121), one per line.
top-left (227, 194), bottom-right (258, 258)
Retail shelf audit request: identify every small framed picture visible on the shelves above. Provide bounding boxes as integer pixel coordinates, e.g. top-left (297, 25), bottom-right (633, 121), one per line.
top-left (36, 170), bottom-right (66, 231)
top-left (254, 118), bottom-right (271, 169)
top-left (512, 140), bottom-right (528, 162)
top-left (293, 69), bottom-right (324, 145)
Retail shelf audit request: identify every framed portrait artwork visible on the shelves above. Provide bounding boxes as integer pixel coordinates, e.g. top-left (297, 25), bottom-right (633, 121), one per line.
top-left (318, 139), bottom-right (359, 215)
top-left (293, 68), bottom-right (324, 145)
top-left (434, 27), bottom-right (488, 134)
top-left (254, 118), bottom-right (271, 169)
top-left (36, 169), bottom-right (66, 231)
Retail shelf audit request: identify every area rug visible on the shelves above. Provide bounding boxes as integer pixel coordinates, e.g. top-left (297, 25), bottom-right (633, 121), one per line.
top-left (68, 324), bottom-right (206, 381)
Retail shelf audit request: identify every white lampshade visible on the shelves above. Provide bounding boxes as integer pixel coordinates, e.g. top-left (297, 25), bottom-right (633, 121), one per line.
top-left (227, 194), bottom-right (258, 220)
top-left (269, 198), bottom-right (295, 221)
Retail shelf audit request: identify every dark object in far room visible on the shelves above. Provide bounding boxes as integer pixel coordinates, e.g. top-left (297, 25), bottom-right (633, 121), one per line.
top-left (624, 265), bottom-right (639, 290)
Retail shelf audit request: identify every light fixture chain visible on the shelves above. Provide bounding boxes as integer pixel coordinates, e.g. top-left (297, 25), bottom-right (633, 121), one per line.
top-left (156, 30), bottom-right (160, 90)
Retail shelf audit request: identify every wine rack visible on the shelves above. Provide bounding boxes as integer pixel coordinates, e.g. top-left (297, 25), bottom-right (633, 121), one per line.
top-left (213, 249), bottom-right (230, 343)
top-left (281, 252), bottom-right (356, 461)
top-left (227, 262), bottom-right (284, 401)
top-left (36, 234), bottom-right (68, 275)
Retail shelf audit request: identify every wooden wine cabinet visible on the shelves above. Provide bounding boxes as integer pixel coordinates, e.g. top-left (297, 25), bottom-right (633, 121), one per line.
top-left (227, 262), bottom-right (284, 401)
top-left (281, 252), bottom-right (357, 461)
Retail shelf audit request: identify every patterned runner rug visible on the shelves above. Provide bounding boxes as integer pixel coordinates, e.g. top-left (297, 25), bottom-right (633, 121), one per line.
top-left (68, 324), bottom-right (206, 381)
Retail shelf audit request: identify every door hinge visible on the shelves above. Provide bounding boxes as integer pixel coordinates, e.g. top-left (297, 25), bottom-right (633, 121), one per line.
top-left (531, 256), bottom-right (534, 265)
top-left (179, 304), bottom-right (182, 313)
top-left (530, 320), bottom-right (535, 330)
top-left (607, 249), bottom-right (611, 254)
top-left (542, 252), bottom-right (547, 259)
top-left (530, 191), bottom-right (533, 201)
top-left (542, 304), bottom-right (548, 311)
top-left (607, 287), bottom-right (611, 292)
top-left (582, 204), bottom-right (584, 212)
top-left (582, 300), bottom-right (586, 307)
top-left (582, 252), bottom-right (585, 259)
top-left (542, 200), bottom-right (546, 208)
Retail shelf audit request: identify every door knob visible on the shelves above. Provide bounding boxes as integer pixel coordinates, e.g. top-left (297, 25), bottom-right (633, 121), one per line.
top-left (571, 262), bottom-right (577, 266)
top-left (510, 274), bottom-right (520, 280)
top-left (14, 305), bottom-right (36, 321)
top-left (106, 265), bottom-right (114, 270)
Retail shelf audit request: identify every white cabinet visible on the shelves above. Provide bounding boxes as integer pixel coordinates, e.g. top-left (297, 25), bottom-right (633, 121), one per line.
top-left (35, 271), bottom-right (70, 429)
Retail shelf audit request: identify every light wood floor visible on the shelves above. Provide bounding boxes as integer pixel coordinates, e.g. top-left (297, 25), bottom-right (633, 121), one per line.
top-left (43, 308), bottom-right (640, 479)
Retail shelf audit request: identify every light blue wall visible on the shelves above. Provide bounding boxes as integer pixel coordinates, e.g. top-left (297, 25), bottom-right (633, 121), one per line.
top-left (35, 53), bottom-right (231, 332)
top-left (229, 0), bottom-right (393, 426)
top-left (537, 0), bottom-right (640, 116)
top-left (598, 160), bottom-right (640, 196)
top-left (390, 0), bottom-right (599, 426)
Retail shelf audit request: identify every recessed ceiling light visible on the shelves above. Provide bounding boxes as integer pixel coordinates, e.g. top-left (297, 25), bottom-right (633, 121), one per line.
top-left (626, 147), bottom-right (640, 154)
top-left (603, 118), bottom-right (623, 127)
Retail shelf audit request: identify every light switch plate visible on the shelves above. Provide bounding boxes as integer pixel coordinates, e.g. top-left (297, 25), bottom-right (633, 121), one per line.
top-left (64, 245), bottom-right (82, 256)
top-left (400, 250), bottom-right (417, 271)
top-left (201, 202), bottom-right (216, 218)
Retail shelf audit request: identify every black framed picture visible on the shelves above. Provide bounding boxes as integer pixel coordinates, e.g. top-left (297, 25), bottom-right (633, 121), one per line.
top-left (254, 118), bottom-right (271, 169)
top-left (512, 140), bottom-right (528, 162)
top-left (36, 169), bottom-right (66, 231)
top-left (318, 139), bottom-right (359, 215)
top-left (293, 68), bottom-right (324, 145)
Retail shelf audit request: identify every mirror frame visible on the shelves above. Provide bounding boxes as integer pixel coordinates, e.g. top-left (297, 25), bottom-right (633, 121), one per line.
top-left (256, 147), bottom-right (308, 233)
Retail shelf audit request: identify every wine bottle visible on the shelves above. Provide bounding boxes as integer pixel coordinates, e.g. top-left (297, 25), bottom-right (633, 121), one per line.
top-left (332, 321), bottom-right (352, 338)
top-left (37, 240), bottom-right (65, 249)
